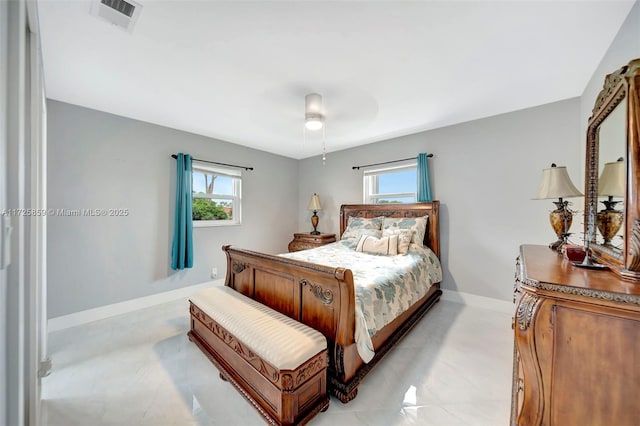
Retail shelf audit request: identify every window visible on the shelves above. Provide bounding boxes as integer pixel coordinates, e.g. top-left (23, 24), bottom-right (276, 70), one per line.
top-left (192, 162), bottom-right (241, 227)
top-left (363, 163), bottom-right (417, 204)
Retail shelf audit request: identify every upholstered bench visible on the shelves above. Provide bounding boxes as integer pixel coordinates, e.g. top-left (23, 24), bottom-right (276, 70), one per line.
top-left (188, 286), bottom-right (329, 426)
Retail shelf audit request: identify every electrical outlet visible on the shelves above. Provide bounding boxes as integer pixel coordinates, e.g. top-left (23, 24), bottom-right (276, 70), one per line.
top-left (211, 267), bottom-right (218, 279)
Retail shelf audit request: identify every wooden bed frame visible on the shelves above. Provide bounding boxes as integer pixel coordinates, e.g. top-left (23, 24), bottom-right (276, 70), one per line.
top-left (216, 202), bottom-right (442, 403)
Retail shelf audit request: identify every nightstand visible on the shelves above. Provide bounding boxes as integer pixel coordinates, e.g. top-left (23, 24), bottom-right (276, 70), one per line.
top-left (287, 233), bottom-right (336, 252)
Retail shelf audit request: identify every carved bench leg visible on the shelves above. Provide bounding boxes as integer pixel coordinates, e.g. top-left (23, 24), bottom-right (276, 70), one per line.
top-left (219, 372), bottom-right (228, 382)
top-left (332, 386), bottom-right (358, 403)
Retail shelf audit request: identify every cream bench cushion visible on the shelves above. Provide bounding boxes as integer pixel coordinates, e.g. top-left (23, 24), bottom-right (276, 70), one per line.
top-left (190, 286), bottom-right (327, 370)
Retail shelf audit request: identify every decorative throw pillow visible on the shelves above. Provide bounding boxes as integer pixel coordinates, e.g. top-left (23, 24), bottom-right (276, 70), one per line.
top-left (355, 234), bottom-right (399, 255)
top-left (341, 229), bottom-right (382, 250)
top-left (358, 229), bottom-right (383, 239)
top-left (382, 229), bottom-right (412, 254)
top-left (341, 216), bottom-right (384, 240)
top-left (382, 215), bottom-right (429, 247)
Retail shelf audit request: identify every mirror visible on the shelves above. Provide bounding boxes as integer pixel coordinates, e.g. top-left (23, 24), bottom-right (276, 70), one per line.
top-left (596, 101), bottom-right (626, 248)
top-left (585, 58), bottom-right (640, 281)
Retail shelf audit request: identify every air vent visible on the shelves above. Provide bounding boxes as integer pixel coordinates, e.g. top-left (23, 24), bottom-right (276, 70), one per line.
top-left (101, 0), bottom-right (136, 18)
top-left (90, 0), bottom-right (142, 33)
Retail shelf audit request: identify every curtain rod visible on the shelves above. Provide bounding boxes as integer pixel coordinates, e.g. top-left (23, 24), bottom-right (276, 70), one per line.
top-left (171, 154), bottom-right (254, 171)
top-left (352, 154), bottom-right (433, 170)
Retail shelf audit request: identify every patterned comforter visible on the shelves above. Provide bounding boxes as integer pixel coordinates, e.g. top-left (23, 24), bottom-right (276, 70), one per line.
top-left (280, 240), bottom-right (442, 363)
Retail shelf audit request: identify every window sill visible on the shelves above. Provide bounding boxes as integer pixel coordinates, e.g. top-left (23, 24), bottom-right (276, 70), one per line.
top-left (193, 221), bottom-right (241, 228)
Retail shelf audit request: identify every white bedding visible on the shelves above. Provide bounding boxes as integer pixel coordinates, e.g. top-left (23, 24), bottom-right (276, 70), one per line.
top-left (281, 240), bottom-right (442, 362)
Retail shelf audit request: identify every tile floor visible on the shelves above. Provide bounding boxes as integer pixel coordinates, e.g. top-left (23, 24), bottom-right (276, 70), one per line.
top-left (41, 297), bottom-right (514, 426)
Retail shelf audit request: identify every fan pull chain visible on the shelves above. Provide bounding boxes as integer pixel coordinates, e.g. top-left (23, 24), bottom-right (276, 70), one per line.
top-left (322, 125), bottom-right (326, 165)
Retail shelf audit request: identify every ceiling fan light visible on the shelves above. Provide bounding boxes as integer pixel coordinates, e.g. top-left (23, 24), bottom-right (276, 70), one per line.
top-left (305, 93), bottom-right (324, 131)
top-left (305, 113), bottom-right (324, 131)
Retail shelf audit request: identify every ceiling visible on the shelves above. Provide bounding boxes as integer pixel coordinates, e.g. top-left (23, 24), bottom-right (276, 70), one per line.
top-left (37, 1), bottom-right (635, 159)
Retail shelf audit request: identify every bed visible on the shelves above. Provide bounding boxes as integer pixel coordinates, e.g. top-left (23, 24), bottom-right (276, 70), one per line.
top-left (208, 202), bottom-right (442, 403)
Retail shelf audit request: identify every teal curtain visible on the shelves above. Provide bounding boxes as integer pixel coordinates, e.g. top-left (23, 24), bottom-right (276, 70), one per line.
top-left (417, 152), bottom-right (432, 202)
top-left (171, 153), bottom-right (194, 270)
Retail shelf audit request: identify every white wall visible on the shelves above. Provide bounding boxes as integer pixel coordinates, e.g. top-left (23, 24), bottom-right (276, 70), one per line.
top-left (581, 1), bottom-right (640, 150)
top-left (298, 99), bottom-right (582, 302)
top-left (6, 1), bottom-right (28, 424)
top-left (578, 1), bottom-right (640, 217)
top-left (47, 100), bottom-right (299, 318)
top-left (0, 0), bottom-right (8, 422)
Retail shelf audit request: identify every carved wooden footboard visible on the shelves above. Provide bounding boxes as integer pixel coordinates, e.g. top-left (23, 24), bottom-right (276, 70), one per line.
top-left (222, 202), bottom-right (443, 403)
top-left (224, 245), bottom-right (356, 350)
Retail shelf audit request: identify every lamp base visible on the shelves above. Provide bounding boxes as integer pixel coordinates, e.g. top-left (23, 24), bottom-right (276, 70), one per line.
top-left (310, 211), bottom-right (320, 235)
top-left (549, 239), bottom-right (563, 251)
top-left (549, 233), bottom-right (571, 252)
top-left (549, 199), bottom-right (573, 253)
top-left (596, 205), bottom-right (623, 247)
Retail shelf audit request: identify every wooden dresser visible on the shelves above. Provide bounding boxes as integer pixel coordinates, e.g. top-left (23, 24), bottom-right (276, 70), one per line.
top-left (511, 245), bottom-right (640, 426)
top-left (287, 233), bottom-right (336, 252)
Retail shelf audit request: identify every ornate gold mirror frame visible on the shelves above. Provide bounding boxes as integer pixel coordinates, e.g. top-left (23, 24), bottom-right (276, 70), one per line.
top-left (586, 58), bottom-right (640, 281)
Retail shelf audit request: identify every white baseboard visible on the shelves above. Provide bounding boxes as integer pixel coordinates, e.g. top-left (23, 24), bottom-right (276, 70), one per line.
top-left (441, 289), bottom-right (513, 314)
top-left (48, 279), bottom-right (224, 332)
top-left (49, 282), bottom-right (511, 332)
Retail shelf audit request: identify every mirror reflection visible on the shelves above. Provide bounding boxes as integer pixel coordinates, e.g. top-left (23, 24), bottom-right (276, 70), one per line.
top-left (596, 100), bottom-right (626, 249)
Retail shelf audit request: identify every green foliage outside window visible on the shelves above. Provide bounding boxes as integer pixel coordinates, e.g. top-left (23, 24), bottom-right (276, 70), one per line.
top-left (192, 198), bottom-right (229, 220)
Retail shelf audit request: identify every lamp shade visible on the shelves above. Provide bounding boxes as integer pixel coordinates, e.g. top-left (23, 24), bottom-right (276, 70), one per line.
top-left (533, 164), bottom-right (583, 199)
top-left (598, 158), bottom-right (625, 197)
top-left (307, 194), bottom-right (322, 210)
top-left (307, 193), bottom-right (322, 211)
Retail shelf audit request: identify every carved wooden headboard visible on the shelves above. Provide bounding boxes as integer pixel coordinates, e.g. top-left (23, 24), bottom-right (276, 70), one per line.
top-left (339, 201), bottom-right (440, 259)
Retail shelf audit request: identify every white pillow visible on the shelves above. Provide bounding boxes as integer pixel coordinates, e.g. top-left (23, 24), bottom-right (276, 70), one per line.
top-left (358, 229), bottom-right (383, 239)
top-left (382, 215), bottom-right (429, 247)
top-left (355, 234), bottom-right (399, 255)
top-left (382, 229), bottom-right (412, 255)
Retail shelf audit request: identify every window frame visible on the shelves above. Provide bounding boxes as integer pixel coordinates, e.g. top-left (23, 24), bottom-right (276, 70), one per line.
top-left (363, 162), bottom-right (417, 204)
top-left (191, 161), bottom-right (242, 228)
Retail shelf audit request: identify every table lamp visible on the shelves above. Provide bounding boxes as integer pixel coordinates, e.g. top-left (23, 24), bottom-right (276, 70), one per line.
top-left (307, 193), bottom-right (322, 235)
top-left (597, 157), bottom-right (625, 246)
top-left (533, 163), bottom-right (583, 252)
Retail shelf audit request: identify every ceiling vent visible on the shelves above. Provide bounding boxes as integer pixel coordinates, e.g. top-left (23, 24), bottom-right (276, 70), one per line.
top-left (90, 0), bottom-right (143, 33)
